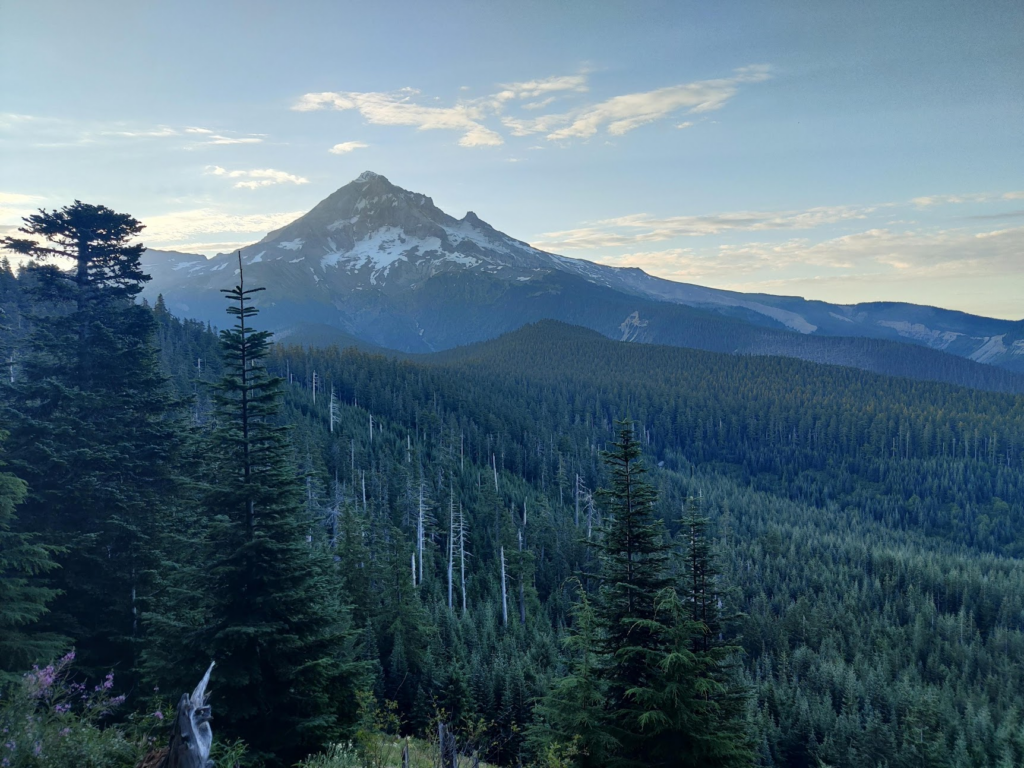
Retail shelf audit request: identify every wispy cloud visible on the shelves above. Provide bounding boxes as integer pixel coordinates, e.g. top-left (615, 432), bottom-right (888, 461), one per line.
top-left (293, 89), bottom-right (504, 147)
top-left (328, 141), bottom-right (369, 155)
top-left (599, 226), bottom-right (1024, 286)
top-left (142, 208), bottom-right (304, 245)
top-left (293, 66), bottom-right (769, 147)
top-left (0, 192), bottom-right (44, 206)
top-left (104, 126), bottom-right (178, 138)
top-left (0, 114), bottom-right (264, 148)
top-left (182, 126), bottom-right (263, 143)
top-left (911, 191), bottom-right (1024, 207)
top-left (533, 203), bottom-right (874, 251)
top-left (0, 192), bottom-right (48, 239)
top-left (200, 134), bottom-right (263, 146)
top-left (524, 65), bottom-right (771, 140)
top-left (523, 97), bottom-right (557, 111)
top-left (205, 166), bottom-right (309, 189)
top-left (491, 74), bottom-right (589, 104)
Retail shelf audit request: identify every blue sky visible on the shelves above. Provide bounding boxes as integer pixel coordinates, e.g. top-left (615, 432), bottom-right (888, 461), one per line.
top-left (1, 0), bottom-right (1022, 317)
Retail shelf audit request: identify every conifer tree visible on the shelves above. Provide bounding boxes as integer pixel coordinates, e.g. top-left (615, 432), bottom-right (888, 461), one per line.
top-left (528, 581), bottom-right (616, 768)
top-left (591, 419), bottom-right (675, 766)
top-left (1, 202), bottom-right (186, 678)
top-left (674, 495), bottom-right (754, 767)
top-left (198, 256), bottom-right (362, 766)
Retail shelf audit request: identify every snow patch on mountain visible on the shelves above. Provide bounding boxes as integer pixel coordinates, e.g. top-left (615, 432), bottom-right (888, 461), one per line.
top-left (878, 321), bottom-right (963, 349)
top-left (620, 311), bottom-right (649, 342)
top-left (278, 238), bottom-right (305, 251)
top-left (970, 335), bottom-right (1007, 364)
top-left (319, 227), bottom-right (451, 279)
top-left (739, 304), bottom-right (816, 334)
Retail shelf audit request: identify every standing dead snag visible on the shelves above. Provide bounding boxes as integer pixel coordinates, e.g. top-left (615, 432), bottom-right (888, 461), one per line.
top-left (137, 663), bottom-right (215, 768)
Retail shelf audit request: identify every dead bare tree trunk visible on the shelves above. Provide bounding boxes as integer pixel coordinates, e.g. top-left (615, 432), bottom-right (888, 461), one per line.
top-left (417, 480), bottom-right (426, 585)
top-left (438, 721), bottom-right (457, 768)
top-left (137, 663), bottom-right (215, 768)
top-left (447, 490), bottom-right (455, 610)
top-left (459, 504), bottom-right (467, 616)
top-left (500, 546), bottom-right (508, 626)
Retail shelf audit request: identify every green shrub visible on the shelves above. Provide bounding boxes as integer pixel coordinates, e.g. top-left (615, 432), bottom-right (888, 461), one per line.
top-left (0, 651), bottom-right (153, 768)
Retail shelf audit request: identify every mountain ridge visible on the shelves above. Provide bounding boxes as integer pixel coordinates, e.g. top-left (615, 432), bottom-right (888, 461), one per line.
top-left (141, 171), bottom-right (1024, 383)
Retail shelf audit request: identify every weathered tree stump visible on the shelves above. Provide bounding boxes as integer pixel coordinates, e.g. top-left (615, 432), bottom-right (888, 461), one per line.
top-left (437, 721), bottom-right (457, 768)
top-left (137, 662), bottom-right (215, 768)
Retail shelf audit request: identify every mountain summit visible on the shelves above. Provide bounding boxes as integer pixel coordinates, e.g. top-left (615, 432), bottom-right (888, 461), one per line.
top-left (142, 173), bottom-right (1024, 383)
top-left (148, 171), bottom-right (571, 296)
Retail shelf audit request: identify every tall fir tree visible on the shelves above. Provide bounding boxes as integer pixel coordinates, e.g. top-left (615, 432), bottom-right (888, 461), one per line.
top-left (1, 202), bottom-right (186, 678)
top-left (590, 419), bottom-right (676, 767)
top-left (674, 495), bottom-right (754, 767)
top-left (538, 422), bottom-right (753, 767)
top-left (197, 256), bottom-right (362, 766)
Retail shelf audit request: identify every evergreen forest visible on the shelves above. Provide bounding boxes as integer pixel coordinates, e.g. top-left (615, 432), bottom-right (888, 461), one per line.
top-left (2, 203), bottom-right (1023, 768)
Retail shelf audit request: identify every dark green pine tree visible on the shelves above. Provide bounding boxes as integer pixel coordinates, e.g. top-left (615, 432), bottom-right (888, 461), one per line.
top-left (674, 495), bottom-right (754, 767)
top-left (200, 257), bottom-right (362, 766)
top-left (0, 439), bottom-right (66, 683)
top-left (1, 202), bottom-right (186, 678)
top-left (527, 580), bottom-right (617, 768)
top-left (591, 419), bottom-right (676, 767)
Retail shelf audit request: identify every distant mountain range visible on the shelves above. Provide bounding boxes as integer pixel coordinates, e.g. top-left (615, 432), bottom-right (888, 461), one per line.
top-left (142, 171), bottom-right (1024, 392)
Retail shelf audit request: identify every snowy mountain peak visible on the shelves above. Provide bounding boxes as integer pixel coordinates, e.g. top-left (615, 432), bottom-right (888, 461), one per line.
top-left (142, 173), bottom-right (574, 301)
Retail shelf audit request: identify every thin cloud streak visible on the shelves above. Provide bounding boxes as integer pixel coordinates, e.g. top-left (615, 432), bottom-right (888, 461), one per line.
top-left (293, 66), bottom-right (769, 147)
top-left (142, 208), bottom-right (304, 244)
top-left (205, 166), bottom-right (309, 189)
top-left (293, 89), bottom-right (504, 147)
top-left (533, 204), bottom-right (875, 250)
top-left (0, 114), bottom-right (264, 148)
top-left (328, 141), bottom-right (369, 154)
top-left (541, 65), bottom-right (771, 140)
top-left (911, 191), bottom-right (1024, 207)
top-left (0, 192), bottom-right (44, 206)
top-left (598, 226), bottom-right (1024, 287)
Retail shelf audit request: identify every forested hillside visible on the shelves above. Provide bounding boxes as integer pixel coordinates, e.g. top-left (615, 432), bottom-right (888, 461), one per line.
top-left (268, 322), bottom-right (1024, 767)
top-left (2, 205), bottom-right (1023, 768)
